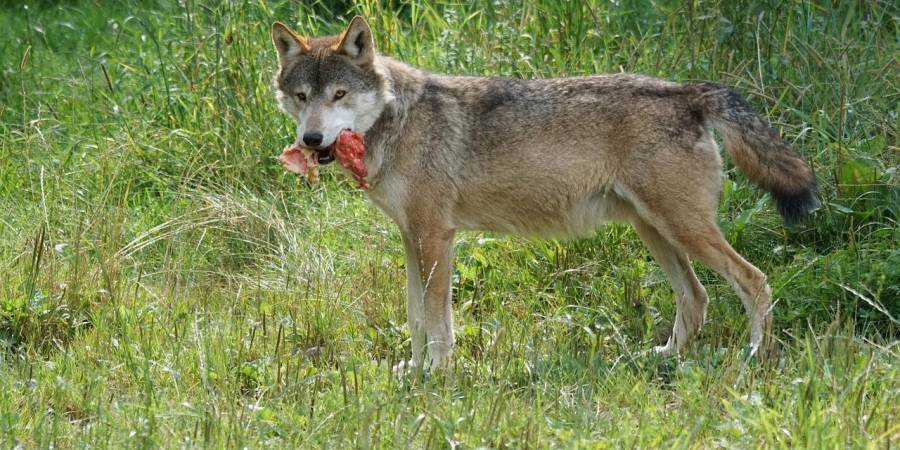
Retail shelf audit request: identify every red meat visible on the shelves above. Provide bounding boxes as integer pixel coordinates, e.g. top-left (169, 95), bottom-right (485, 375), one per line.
top-left (334, 129), bottom-right (369, 189)
top-left (278, 145), bottom-right (319, 182)
top-left (276, 129), bottom-right (368, 189)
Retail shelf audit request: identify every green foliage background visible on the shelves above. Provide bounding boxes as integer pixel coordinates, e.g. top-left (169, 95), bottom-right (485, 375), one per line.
top-left (0, 0), bottom-right (897, 447)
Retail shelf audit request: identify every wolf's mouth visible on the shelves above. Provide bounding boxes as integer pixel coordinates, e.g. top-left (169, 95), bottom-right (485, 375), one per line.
top-left (304, 146), bottom-right (335, 165)
top-left (315, 149), bottom-right (335, 165)
top-left (279, 129), bottom-right (368, 189)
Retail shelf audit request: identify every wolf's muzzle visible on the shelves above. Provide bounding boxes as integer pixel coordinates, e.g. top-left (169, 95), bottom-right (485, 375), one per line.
top-left (302, 132), bottom-right (324, 147)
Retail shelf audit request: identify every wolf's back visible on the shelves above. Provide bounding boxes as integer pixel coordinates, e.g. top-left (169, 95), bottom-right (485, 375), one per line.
top-left (692, 83), bottom-right (817, 223)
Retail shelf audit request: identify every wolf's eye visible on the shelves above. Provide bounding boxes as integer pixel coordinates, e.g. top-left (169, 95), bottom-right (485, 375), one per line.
top-left (296, 93), bottom-right (307, 102)
top-left (333, 90), bottom-right (347, 100)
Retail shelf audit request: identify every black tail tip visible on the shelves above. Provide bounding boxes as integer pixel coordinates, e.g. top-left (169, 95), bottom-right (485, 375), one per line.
top-left (772, 186), bottom-right (819, 224)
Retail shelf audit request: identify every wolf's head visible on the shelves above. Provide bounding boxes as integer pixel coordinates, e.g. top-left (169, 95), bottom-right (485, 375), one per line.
top-left (272, 17), bottom-right (390, 163)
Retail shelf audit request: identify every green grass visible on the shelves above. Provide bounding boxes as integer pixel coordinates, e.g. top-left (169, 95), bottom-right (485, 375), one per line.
top-left (1, 0), bottom-right (898, 447)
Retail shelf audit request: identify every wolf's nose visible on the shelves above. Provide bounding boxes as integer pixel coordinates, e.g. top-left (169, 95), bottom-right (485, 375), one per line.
top-left (303, 132), bottom-right (324, 147)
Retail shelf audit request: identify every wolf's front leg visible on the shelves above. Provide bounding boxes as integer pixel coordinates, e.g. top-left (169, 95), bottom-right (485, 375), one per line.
top-left (400, 231), bottom-right (427, 371)
top-left (404, 226), bottom-right (456, 371)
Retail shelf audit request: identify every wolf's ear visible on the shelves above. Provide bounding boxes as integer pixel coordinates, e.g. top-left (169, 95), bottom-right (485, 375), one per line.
top-left (334, 16), bottom-right (374, 66)
top-left (272, 22), bottom-right (310, 66)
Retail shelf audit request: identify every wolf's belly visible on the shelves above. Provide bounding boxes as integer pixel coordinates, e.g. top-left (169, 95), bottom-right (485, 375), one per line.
top-left (452, 184), bottom-right (631, 239)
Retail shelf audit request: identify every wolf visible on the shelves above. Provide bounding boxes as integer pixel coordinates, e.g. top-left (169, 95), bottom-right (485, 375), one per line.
top-left (271, 17), bottom-right (817, 371)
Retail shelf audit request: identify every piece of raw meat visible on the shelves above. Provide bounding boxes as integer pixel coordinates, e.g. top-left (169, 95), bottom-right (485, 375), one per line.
top-left (276, 129), bottom-right (368, 188)
top-left (278, 145), bottom-right (319, 183)
top-left (334, 129), bottom-right (369, 189)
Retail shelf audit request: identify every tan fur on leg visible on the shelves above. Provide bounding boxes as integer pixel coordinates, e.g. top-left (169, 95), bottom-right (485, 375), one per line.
top-left (405, 224), bottom-right (456, 371)
top-left (631, 217), bottom-right (709, 354)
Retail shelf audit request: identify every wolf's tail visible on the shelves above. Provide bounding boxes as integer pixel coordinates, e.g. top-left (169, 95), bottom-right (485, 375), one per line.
top-left (692, 82), bottom-right (817, 223)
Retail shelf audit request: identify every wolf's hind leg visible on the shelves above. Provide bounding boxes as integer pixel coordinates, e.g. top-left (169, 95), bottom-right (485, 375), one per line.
top-left (631, 216), bottom-right (709, 354)
top-left (625, 135), bottom-right (773, 356)
top-left (670, 222), bottom-right (773, 356)
top-left (634, 202), bottom-right (773, 357)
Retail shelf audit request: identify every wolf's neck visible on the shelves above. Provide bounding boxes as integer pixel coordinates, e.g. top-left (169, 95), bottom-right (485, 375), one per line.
top-left (360, 56), bottom-right (429, 186)
top-left (368, 56), bottom-right (427, 139)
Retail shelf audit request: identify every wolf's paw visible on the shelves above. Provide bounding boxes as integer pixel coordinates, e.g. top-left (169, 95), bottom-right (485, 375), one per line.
top-left (652, 338), bottom-right (676, 357)
top-left (747, 336), bottom-right (774, 361)
top-left (426, 341), bottom-right (453, 371)
top-left (748, 311), bottom-right (774, 360)
top-left (392, 359), bottom-right (421, 378)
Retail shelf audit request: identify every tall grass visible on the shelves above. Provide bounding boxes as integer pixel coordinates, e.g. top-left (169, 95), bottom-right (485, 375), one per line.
top-left (1, 0), bottom-right (898, 447)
